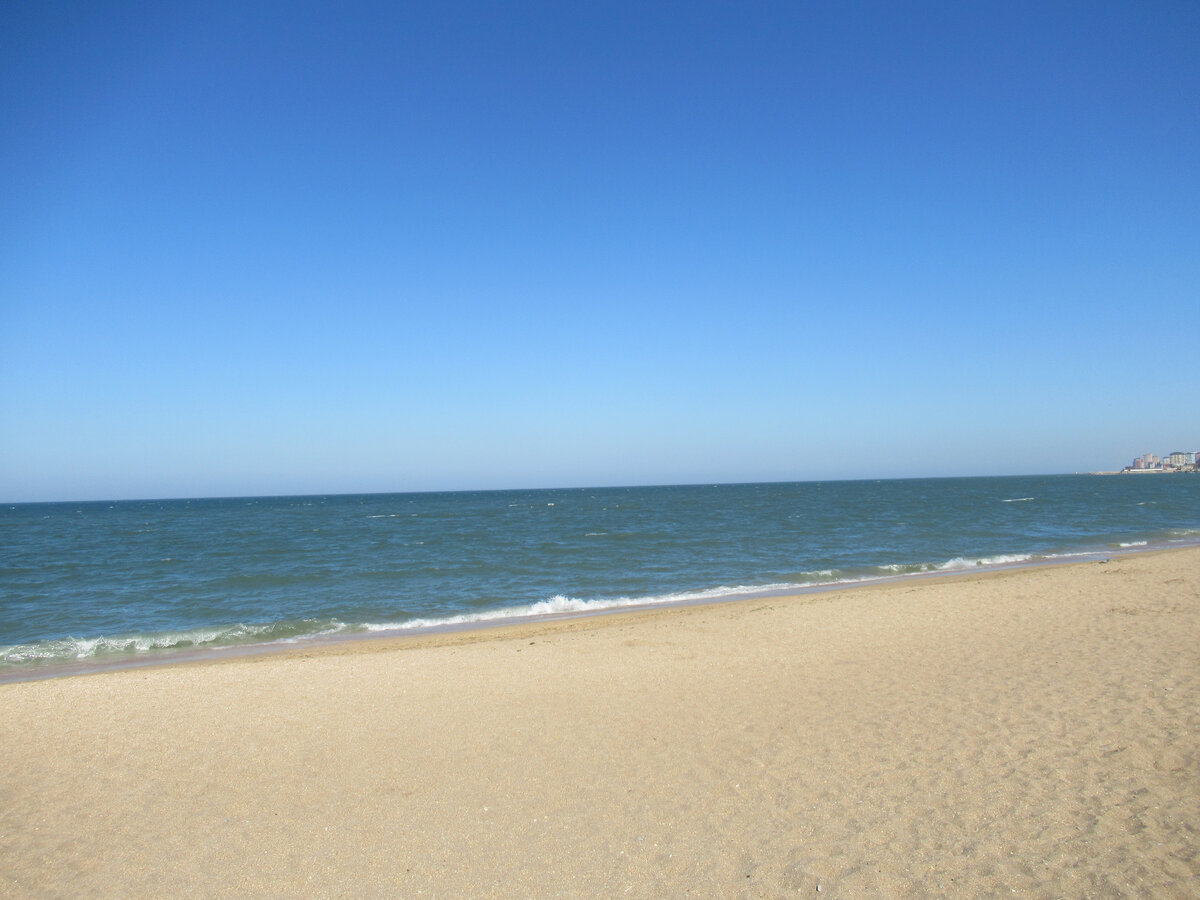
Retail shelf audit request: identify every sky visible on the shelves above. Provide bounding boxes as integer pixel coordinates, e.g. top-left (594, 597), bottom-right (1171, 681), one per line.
top-left (2, 1), bottom-right (1198, 502)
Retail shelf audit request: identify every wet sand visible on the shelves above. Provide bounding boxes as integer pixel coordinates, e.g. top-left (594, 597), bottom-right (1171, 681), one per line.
top-left (2, 547), bottom-right (1198, 897)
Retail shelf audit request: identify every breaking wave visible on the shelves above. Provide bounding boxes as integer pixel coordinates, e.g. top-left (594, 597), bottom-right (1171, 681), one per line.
top-left (2, 542), bottom-right (1190, 679)
top-left (0, 618), bottom-right (352, 669)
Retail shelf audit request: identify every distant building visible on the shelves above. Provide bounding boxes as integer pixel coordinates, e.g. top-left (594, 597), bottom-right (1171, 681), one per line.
top-left (1118, 448), bottom-right (1198, 473)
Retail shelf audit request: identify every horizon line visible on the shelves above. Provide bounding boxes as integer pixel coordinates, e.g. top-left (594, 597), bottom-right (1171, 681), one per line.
top-left (2, 471), bottom-right (1096, 506)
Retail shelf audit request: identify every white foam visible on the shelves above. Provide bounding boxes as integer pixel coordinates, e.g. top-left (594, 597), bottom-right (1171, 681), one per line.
top-left (1001, 497), bottom-right (1036, 503)
top-left (359, 581), bottom-right (817, 634)
top-left (934, 553), bottom-right (1036, 570)
top-left (867, 551), bottom-right (1059, 577)
top-left (354, 551), bottom-right (1101, 637)
top-left (0, 620), bottom-right (351, 665)
top-left (6, 538), bottom-right (1176, 674)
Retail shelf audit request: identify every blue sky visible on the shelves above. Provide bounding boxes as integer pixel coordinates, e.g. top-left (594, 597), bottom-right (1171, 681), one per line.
top-left (2, 1), bottom-right (1198, 501)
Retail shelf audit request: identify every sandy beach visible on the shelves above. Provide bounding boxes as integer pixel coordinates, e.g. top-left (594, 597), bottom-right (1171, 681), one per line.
top-left (2, 547), bottom-right (1198, 898)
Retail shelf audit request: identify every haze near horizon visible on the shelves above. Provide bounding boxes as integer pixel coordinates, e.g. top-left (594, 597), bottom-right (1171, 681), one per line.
top-left (2, 2), bottom-right (1197, 502)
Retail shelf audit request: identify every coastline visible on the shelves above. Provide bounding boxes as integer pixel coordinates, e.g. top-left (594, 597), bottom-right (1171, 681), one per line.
top-left (4, 539), bottom-right (1194, 685)
top-left (6, 475), bottom-right (1198, 684)
top-left (2, 546), bottom-right (1198, 896)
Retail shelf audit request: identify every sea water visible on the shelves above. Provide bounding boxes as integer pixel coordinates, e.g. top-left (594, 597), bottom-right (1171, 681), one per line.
top-left (2, 475), bottom-right (1198, 679)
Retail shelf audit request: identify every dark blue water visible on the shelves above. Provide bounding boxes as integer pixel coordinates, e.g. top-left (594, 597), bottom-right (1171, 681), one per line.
top-left (2, 475), bottom-right (1198, 676)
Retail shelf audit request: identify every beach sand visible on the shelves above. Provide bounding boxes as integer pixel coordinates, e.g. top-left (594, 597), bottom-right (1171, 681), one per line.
top-left (2, 548), bottom-right (1198, 898)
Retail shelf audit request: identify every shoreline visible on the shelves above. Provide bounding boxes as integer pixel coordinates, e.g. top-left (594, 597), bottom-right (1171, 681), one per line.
top-left (4, 540), bottom-right (1195, 685)
top-left (2, 545), bottom-right (1198, 895)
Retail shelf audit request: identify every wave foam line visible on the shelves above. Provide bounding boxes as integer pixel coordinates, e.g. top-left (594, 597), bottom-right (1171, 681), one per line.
top-left (0, 547), bottom-right (1155, 669)
top-left (0, 618), bottom-right (351, 666)
top-left (361, 583), bottom-right (804, 633)
top-left (360, 552), bottom-right (1083, 635)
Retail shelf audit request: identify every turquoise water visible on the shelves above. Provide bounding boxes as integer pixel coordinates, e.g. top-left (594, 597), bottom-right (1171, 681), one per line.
top-left (2, 475), bottom-right (1198, 678)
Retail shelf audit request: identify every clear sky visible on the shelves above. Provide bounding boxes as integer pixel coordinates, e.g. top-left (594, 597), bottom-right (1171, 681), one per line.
top-left (2, 1), bottom-right (1198, 502)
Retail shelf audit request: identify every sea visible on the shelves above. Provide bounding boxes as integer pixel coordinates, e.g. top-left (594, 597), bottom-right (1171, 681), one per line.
top-left (2, 474), bottom-right (1198, 681)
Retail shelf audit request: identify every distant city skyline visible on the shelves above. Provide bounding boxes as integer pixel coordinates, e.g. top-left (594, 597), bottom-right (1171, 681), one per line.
top-left (3, 2), bottom-right (1198, 503)
top-left (1121, 450), bottom-right (1200, 473)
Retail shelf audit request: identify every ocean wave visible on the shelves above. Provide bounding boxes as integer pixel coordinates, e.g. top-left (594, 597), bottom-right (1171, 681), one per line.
top-left (361, 582), bottom-right (808, 632)
top-left (0, 543), bottom-right (1178, 675)
top-left (0, 618), bottom-right (351, 667)
top-left (935, 552), bottom-right (1039, 569)
top-left (0, 553), bottom-right (1063, 669)
top-left (866, 552), bottom-right (1045, 576)
top-left (1001, 497), bottom-right (1036, 503)
top-left (355, 555), bottom-right (1062, 635)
